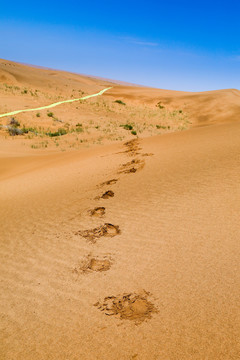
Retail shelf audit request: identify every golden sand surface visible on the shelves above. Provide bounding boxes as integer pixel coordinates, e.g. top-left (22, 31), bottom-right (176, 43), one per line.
top-left (0, 59), bottom-right (240, 359)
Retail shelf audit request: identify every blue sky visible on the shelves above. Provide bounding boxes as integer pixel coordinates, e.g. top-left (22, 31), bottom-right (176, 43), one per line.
top-left (0, 0), bottom-right (239, 91)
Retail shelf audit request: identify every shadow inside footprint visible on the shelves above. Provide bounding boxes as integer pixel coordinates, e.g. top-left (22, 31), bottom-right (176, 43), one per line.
top-left (73, 256), bottom-right (112, 274)
top-left (101, 190), bottom-right (114, 199)
top-left (90, 207), bottom-right (106, 217)
top-left (118, 159), bottom-right (145, 174)
top-left (76, 223), bottom-right (120, 242)
top-left (100, 179), bottom-right (118, 186)
top-left (123, 167), bottom-right (137, 174)
top-left (88, 258), bottom-right (111, 272)
top-left (94, 291), bottom-right (157, 324)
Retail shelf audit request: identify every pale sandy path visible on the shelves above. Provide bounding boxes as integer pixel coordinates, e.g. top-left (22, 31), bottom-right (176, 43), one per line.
top-left (0, 87), bottom-right (112, 118)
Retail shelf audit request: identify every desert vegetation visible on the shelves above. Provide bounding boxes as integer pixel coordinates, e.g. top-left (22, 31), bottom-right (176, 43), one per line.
top-left (114, 99), bottom-right (126, 105)
top-left (1, 96), bottom-right (190, 150)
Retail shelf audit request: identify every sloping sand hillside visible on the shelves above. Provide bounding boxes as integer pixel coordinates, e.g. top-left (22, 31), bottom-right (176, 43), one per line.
top-left (0, 59), bottom-right (240, 360)
top-left (106, 86), bottom-right (240, 125)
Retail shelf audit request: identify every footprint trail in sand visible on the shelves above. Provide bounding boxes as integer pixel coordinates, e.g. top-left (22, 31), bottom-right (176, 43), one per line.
top-left (74, 137), bottom-right (157, 323)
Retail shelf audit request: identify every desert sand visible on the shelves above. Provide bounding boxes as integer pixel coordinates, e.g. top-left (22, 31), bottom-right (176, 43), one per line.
top-left (0, 59), bottom-right (240, 359)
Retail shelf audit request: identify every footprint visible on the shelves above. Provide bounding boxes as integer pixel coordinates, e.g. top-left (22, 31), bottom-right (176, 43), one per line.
top-left (74, 255), bottom-right (112, 273)
top-left (100, 179), bottom-right (118, 186)
top-left (116, 139), bottom-right (142, 156)
top-left (90, 207), bottom-right (106, 217)
top-left (76, 223), bottom-right (120, 242)
top-left (124, 139), bottom-right (142, 155)
top-left (88, 258), bottom-right (111, 272)
top-left (94, 290), bottom-right (157, 324)
top-left (123, 168), bottom-right (137, 174)
top-left (118, 159), bottom-right (145, 174)
top-left (101, 190), bottom-right (114, 199)
top-left (124, 139), bottom-right (140, 149)
top-left (94, 190), bottom-right (114, 201)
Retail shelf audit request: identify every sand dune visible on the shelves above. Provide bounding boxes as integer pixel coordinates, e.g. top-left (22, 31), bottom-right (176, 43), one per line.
top-left (106, 86), bottom-right (240, 126)
top-left (0, 59), bottom-right (240, 360)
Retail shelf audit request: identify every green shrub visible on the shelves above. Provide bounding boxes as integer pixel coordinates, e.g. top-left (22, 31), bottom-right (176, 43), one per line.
top-left (46, 128), bottom-right (67, 137)
top-left (156, 101), bottom-right (165, 109)
top-left (47, 112), bottom-right (54, 117)
top-left (9, 118), bottom-right (20, 127)
top-left (36, 113), bottom-right (40, 117)
top-left (75, 127), bottom-right (84, 133)
top-left (131, 130), bottom-right (137, 135)
top-left (75, 123), bottom-right (83, 133)
top-left (21, 127), bottom-right (29, 134)
top-left (114, 100), bottom-right (126, 105)
top-left (21, 126), bottom-right (38, 134)
top-left (120, 124), bottom-right (133, 130)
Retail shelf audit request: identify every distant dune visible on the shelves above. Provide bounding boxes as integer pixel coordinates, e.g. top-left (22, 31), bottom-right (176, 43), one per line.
top-left (0, 59), bottom-right (240, 360)
top-left (106, 86), bottom-right (240, 125)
